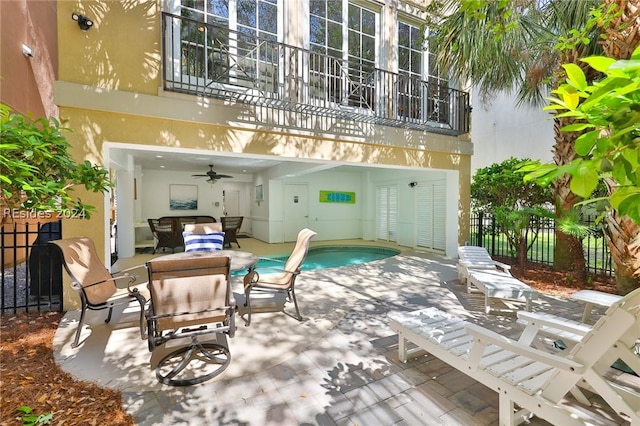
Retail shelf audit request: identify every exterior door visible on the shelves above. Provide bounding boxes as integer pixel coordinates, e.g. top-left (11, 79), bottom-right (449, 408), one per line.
top-left (283, 184), bottom-right (309, 241)
top-left (224, 189), bottom-right (240, 216)
top-left (223, 189), bottom-right (242, 233)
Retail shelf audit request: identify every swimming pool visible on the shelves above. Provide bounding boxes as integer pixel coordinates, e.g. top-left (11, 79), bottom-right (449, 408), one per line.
top-left (235, 245), bottom-right (400, 275)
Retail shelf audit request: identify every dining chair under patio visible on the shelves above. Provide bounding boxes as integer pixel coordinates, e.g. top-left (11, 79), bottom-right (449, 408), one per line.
top-left (242, 228), bottom-right (317, 326)
top-left (221, 216), bottom-right (243, 248)
top-left (145, 255), bottom-right (236, 386)
top-left (50, 237), bottom-right (148, 348)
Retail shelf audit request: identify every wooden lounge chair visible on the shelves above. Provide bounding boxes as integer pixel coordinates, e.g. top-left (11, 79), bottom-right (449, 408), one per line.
top-left (389, 287), bottom-right (640, 425)
top-left (145, 255), bottom-right (235, 386)
top-left (242, 228), bottom-right (317, 326)
top-left (50, 237), bottom-right (148, 348)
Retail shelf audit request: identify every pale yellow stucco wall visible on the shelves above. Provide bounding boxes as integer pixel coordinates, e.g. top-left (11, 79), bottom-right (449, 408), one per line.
top-left (57, 0), bottom-right (161, 94)
top-left (55, 0), bottom-right (472, 309)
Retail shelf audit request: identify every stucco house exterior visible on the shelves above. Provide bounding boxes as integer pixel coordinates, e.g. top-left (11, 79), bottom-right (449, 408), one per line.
top-left (5, 0), bottom-right (475, 309)
top-left (471, 89), bottom-right (555, 174)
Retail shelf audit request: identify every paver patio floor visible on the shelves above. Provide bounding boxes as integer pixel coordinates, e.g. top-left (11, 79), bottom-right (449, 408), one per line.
top-left (53, 245), bottom-right (634, 425)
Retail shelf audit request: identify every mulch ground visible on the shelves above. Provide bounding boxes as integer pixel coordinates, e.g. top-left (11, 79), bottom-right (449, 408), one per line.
top-left (0, 262), bottom-right (619, 425)
top-left (0, 312), bottom-right (134, 425)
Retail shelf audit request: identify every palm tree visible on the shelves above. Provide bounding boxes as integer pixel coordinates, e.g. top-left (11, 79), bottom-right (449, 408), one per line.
top-left (425, 0), bottom-right (602, 282)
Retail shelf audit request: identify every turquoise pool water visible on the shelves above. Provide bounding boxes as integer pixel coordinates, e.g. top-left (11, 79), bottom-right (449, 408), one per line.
top-left (234, 245), bottom-right (400, 275)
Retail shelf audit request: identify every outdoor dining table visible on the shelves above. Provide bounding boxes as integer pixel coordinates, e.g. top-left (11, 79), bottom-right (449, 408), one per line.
top-left (153, 249), bottom-right (259, 273)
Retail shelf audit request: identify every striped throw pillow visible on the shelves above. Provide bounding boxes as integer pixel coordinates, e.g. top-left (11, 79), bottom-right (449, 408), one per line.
top-left (183, 232), bottom-right (225, 252)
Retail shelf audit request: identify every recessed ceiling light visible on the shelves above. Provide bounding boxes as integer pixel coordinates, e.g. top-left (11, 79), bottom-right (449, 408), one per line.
top-left (156, 155), bottom-right (163, 159)
top-left (242, 169), bottom-right (247, 173)
top-left (160, 165), bottom-right (165, 168)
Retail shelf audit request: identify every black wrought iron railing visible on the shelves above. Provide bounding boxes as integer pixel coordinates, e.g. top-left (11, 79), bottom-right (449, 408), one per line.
top-left (161, 12), bottom-right (470, 136)
top-left (1, 220), bottom-right (63, 314)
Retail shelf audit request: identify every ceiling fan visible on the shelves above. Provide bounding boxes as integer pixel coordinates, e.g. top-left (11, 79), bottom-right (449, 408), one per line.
top-left (192, 164), bottom-right (233, 182)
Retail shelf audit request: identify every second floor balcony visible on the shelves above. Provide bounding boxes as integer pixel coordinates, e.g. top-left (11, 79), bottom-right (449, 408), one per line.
top-left (162, 13), bottom-right (470, 137)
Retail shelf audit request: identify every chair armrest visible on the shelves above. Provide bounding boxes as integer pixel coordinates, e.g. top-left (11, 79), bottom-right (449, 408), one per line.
top-left (71, 276), bottom-right (123, 292)
top-left (517, 311), bottom-right (591, 335)
top-left (113, 264), bottom-right (148, 287)
top-left (72, 272), bottom-right (144, 296)
top-left (256, 266), bottom-right (299, 273)
top-left (516, 311), bottom-right (590, 348)
top-left (570, 290), bottom-right (622, 307)
top-left (464, 323), bottom-right (585, 374)
top-left (257, 256), bottom-right (286, 263)
top-left (493, 261), bottom-right (511, 272)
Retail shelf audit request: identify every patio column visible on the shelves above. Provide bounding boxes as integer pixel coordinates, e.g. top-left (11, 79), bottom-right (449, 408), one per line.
top-left (116, 155), bottom-right (135, 258)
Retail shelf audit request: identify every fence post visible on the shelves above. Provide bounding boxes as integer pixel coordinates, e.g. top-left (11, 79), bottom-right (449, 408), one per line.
top-left (477, 211), bottom-right (483, 247)
top-left (491, 214), bottom-right (496, 255)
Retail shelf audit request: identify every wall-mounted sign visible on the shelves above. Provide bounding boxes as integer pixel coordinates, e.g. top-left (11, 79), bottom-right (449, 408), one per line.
top-left (319, 191), bottom-right (356, 204)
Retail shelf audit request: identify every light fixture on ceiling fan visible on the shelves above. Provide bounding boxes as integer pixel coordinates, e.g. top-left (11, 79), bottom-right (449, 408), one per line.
top-left (192, 164), bottom-right (233, 183)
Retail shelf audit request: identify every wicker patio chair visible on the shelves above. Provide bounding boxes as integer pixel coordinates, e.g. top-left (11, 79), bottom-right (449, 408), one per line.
top-left (221, 216), bottom-right (243, 248)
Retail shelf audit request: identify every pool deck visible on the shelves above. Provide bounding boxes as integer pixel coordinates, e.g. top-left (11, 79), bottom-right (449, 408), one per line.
top-left (53, 239), bottom-right (635, 425)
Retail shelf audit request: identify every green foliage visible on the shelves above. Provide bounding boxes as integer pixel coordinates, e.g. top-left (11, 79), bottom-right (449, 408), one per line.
top-left (522, 47), bottom-right (640, 223)
top-left (472, 158), bottom-right (553, 268)
top-left (424, 0), bottom-right (603, 106)
top-left (15, 406), bottom-right (53, 425)
top-left (0, 104), bottom-right (111, 221)
top-left (471, 157), bottom-right (552, 212)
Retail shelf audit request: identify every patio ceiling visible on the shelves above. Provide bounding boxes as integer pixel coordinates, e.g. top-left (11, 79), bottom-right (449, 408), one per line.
top-left (107, 146), bottom-right (410, 178)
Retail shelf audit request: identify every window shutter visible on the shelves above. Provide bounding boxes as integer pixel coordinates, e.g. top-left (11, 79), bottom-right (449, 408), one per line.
top-left (377, 185), bottom-right (397, 242)
top-left (416, 181), bottom-right (446, 250)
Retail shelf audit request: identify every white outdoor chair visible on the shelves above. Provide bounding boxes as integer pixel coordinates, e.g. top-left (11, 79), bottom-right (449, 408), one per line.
top-left (457, 245), bottom-right (512, 284)
top-left (389, 287), bottom-right (640, 425)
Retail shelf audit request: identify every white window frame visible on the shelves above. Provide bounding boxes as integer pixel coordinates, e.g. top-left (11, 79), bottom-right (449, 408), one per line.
top-left (163, 0), bottom-right (283, 97)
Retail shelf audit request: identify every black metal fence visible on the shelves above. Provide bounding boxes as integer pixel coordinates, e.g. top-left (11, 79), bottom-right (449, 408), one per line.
top-left (470, 212), bottom-right (614, 277)
top-left (1, 220), bottom-right (64, 314)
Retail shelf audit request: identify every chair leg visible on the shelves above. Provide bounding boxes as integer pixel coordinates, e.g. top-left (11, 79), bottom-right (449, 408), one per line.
top-left (289, 287), bottom-right (302, 321)
top-left (132, 292), bottom-right (147, 340)
top-left (155, 338), bottom-right (231, 386)
top-left (243, 287), bottom-right (252, 326)
top-left (105, 306), bottom-right (114, 323)
top-left (242, 272), bottom-right (256, 326)
top-left (73, 305), bottom-right (87, 348)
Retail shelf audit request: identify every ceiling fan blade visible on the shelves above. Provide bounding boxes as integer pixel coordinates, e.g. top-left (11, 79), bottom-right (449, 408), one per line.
top-left (192, 165), bottom-right (233, 179)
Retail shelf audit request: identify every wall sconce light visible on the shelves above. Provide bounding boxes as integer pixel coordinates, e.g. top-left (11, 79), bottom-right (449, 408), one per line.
top-left (22, 44), bottom-right (33, 57)
top-left (72, 12), bottom-right (94, 31)
top-left (409, 182), bottom-right (418, 188)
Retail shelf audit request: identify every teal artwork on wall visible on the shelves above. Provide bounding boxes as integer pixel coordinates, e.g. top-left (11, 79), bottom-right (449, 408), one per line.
top-left (319, 191), bottom-right (356, 204)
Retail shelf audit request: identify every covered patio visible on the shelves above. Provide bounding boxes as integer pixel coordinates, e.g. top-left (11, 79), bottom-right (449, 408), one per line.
top-left (52, 242), bottom-right (631, 425)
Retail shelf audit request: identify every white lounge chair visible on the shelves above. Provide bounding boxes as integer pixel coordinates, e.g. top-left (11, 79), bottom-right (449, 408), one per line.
top-left (457, 246), bottom-right (535, 313)
top-left (389, 287), bottom-right (640, 425)
top-left (457, 245), bottom-right (511, 284)
top-left (467, 269), bottom-right (538, 314)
